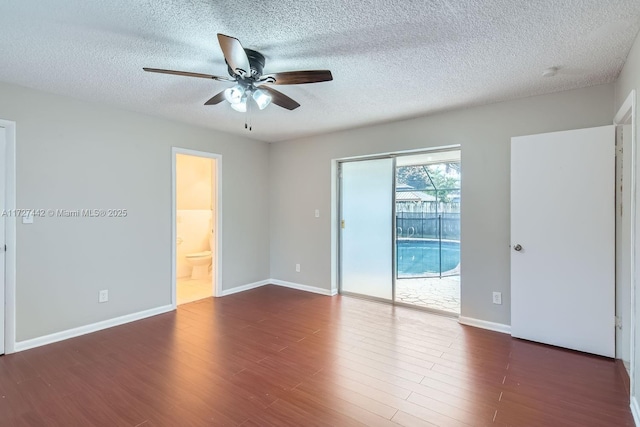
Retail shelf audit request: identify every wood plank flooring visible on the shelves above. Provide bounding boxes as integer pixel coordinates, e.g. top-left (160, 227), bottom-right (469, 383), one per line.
top-left (0, 285), bottom-right (634, 426)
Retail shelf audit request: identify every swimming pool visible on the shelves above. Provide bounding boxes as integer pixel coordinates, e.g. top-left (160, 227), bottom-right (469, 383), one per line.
top-left (397, 239), bottom-right (460, 277)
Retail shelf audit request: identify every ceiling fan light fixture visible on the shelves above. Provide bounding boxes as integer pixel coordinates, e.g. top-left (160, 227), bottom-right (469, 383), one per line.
top-left (252, 89), bottom-right (272, 110)
top-left (145, 34), bottom-right (332, 119)
top-left (224, 85), bottom-right (245, 104)
top-left (230, 95), bottom-right (248, 112)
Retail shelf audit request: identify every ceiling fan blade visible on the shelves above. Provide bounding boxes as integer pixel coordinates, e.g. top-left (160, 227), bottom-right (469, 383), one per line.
top-left (260, 70), bottom-right (333, 85)
top-left (204, 90), bottom-right (227, 105)
top-left (217, 34), bottom-right (251, 77)
top-left (143, 67), bottom-right (233, 82)
top-left (259, 86), bottom-right (300, 110)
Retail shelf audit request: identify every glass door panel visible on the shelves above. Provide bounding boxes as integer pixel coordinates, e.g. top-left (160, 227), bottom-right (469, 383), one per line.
top-left (340, 158), bottom-right (394, 300)
top-left (394, 151), bottom-right (461, 313)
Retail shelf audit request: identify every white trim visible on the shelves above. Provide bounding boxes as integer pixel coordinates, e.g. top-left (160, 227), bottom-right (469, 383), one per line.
top-left (220, 280), bottom-right (270, 296)
top-left (458, 316), bottom-right (512, 334)
top-left (219, 279), bottom-right (338, 297)
top-left (11, 277), bottom-right (334, 352)
top-left (13, 304), bottom-right (173, 353)
top-left (0, 120), bottom-right (16, 354)
top-left (270, 279), bottom-right (338, 296)
top-left (614, 90), bottom-right (636, 398)
top-left (171, 148), bottom-right (222, 309)
top-left (615, 91), bottom-right (635, 125)
top-left (334, 145), bottom-right (461, 163)
top-left (5, 278), bottom-right (354, 353)
top-left (631, 396), bottom-right (640, 426)
top-left (330, 160), bottom-right (339, 296)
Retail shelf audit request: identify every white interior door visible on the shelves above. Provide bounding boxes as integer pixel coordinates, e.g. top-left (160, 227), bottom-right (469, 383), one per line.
top-left (340, 158), bottom-right (394, 300)
top-left (511, 125), bottom-right (615, 357)
top-left (0, 128), bottom-right (5, 355)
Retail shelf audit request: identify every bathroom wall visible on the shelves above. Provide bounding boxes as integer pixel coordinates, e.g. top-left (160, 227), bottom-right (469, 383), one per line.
top-left (176, 154), bottom-right (212, 210)
top-left (176, 154), bottom-right (214, 278)
top-left (176, 210), bottom-right (212, 277)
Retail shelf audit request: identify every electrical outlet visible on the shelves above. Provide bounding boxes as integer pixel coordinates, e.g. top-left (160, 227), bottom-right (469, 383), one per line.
top-left (295, 263), bottom-right (301, 273)
top-left (315, 209), bottom-right (320, 218)
top-left (492, 292), bottom-right (502, 305)
top-left (99, 290), bottom-right (109, 303)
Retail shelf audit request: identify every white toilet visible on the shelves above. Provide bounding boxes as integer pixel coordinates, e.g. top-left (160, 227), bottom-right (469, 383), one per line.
top-left (185, 232), bottom-right (213, 279)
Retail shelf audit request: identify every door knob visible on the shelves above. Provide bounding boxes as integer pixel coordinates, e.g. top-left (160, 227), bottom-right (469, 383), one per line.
top-left (514, 244), bottom-right (522, 251)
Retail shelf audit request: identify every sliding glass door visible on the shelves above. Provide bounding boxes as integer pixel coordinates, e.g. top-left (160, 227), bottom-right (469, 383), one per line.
top-left (339, 158), bottom-right (394, 300)
top-left (338, 149), bottom-right (461, 315)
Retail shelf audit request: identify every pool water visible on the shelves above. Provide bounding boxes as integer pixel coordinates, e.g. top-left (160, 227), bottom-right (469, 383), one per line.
top-left (397, 240), bottom-right (460, 277)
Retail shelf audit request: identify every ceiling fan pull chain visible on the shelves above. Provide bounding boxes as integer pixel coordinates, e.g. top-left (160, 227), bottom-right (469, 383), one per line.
top-left (248, 96), bottom-right (253, 131)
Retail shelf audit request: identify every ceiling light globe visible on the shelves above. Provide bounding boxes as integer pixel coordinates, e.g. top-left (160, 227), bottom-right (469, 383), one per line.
top-left (231, 96), bottom-right (247, 112)
top-left (224, 85), bottom-right (245, 104)
top-left (252, 89), bottom-right (272, 110)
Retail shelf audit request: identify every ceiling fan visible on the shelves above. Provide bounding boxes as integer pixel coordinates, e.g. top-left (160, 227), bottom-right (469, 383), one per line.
top-left (144, 34), bottom-right (333, 114)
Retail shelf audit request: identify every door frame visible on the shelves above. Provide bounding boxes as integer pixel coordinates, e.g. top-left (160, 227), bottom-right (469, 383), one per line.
top-left (333, 145), bottom-right (461, 314)
top-left (614, 90), bottom-right (636, 397)
top-left (0, 119), bottom-right (17, 354)
top-left (171, 147), bottom-right (222, 307)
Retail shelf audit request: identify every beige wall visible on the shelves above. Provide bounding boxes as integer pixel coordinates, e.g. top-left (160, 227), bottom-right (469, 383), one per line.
top-left (269, 83), bottom-right (615, 326)
top-left (0, 82), bottom-right (270, 342)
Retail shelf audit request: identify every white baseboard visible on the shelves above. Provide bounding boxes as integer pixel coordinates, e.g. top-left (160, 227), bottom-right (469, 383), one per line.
top-left (220, 279), bottom-right (336, 297)
top-left (270, 279), bottom-right (337, 296)
top-left (14, 304), bottom-right (174, 353)
top-left (220, 279), bottom-right (270, 296)
top-left (458, 316), bottom-right (511, 335)
top-left (631, 396), bottom-right (640, 426)
top-left (13, 279), bottom-right (335, 353)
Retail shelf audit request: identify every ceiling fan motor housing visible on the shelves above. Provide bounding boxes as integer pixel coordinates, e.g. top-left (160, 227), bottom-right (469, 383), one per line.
top-left (227, 49), bottom-right (266, 79)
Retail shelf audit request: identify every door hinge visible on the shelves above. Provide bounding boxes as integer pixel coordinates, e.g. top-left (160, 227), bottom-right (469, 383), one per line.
top-left (341, 220), bottom-right (345, 229)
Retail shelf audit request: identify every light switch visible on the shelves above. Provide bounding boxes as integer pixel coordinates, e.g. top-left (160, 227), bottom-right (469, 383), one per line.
top-left (314, 209), bottom-right (320, 218)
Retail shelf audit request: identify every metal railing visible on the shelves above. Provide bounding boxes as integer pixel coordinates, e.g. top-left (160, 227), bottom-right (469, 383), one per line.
top-left (396, 213), bottom-right (460, 279)
top-left (396, 212), bottom-right (460, 240)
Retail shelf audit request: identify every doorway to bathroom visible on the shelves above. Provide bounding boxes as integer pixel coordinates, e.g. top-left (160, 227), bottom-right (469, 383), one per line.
top-left (172, 148), bottom-right (221, 306)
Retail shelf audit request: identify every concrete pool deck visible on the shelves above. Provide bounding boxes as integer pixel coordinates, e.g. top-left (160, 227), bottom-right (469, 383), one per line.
top-left (395, 275), bottom-right (460, 314)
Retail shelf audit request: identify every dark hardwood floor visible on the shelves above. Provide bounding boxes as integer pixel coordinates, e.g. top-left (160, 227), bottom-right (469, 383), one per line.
top-left (0, 285), bottom-right (634, 426)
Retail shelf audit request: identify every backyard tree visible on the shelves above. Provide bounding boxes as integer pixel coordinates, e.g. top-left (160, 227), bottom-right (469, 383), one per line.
top-left (396, 163), bottom-right (460, 202)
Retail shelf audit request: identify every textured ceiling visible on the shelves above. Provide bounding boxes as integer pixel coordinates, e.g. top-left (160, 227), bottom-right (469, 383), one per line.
top-left (0, 1), bottom-right (639, 142)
